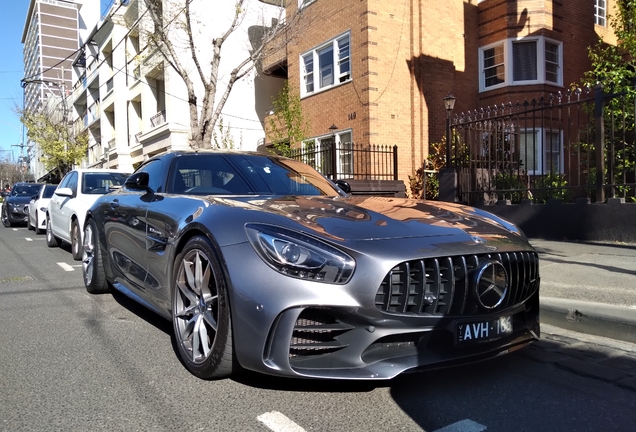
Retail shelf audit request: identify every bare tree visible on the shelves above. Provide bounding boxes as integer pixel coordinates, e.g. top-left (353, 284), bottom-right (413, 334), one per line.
top-left (140, 0), bottom-right (304, 149)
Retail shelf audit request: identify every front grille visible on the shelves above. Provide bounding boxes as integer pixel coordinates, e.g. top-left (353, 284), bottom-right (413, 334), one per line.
top-left (289, 308), bottom-right (353, 360)
top-left (374, 252), bottom-right (539, 317)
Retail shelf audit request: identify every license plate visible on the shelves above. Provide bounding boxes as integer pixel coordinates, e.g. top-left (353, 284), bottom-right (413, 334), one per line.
top-left (456, 315), bottom-right (512, 345)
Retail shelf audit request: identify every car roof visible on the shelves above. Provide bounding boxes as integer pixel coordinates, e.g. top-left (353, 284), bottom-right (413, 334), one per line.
top-left (71, 169), bottom-right (131, 173)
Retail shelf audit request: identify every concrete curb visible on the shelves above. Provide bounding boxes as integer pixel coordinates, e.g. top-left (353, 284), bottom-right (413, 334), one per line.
top-left (540, 296), bottom-right (636, 344)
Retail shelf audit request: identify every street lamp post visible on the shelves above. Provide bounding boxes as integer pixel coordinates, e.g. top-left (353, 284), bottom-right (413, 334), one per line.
top-left (439, 93), bottom-right (458, 203)
top-left (443, 93), bottom-right (456, 169)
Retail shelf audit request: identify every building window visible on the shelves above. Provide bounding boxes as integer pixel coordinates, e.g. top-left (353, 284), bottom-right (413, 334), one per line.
top-left (512, 41), bottom-right (537, 81)
top-left (480, 37), bottom-right (562, 91)
top-left (302, 130), bottom-right (353, 178)
top-left (518, 129), bottom-right (563, 175)
top-left (595, 0), bottom-right (606, 26)
top-left (300, 32), bottom-right (351, 97)
top-left (483, 43), bottom-right (504, 88)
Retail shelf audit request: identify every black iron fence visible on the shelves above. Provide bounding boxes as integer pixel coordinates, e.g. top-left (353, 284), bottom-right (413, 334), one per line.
top-left (448, 85), bottom-right (636, 204)
top-left (289, 142), bottom-right (398, 181)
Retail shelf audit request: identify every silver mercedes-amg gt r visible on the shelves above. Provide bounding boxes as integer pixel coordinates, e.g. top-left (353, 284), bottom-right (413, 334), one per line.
top-left (82, 150), bottom-right (540, 380)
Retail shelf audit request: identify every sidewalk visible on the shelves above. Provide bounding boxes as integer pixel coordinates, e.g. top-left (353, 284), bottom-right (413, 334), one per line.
top-left (531, 239), bottom-right (636, 344)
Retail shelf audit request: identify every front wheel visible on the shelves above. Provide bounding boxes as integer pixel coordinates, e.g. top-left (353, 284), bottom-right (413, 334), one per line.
top-left (27, 212), bottom-right (34, 230)
top-left (2, 205), bottom-right (12, 227)
top-left (71, 220), bottom-right (82, 261)
top-left (35, 213), bottom-right (43, 234)
top-left (82, 218), bottom-right (109, 294)
top-left (172, 236), bottom-right (235, 379)
top-left (46, 214), bottom-right (61, 247)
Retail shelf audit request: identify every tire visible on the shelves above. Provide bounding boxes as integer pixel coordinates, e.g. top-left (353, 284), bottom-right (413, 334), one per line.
top-left (82, 218), bottom-right (109, 294)
top-left (172, 236), bottom-right (234, 379)
top-left (46, 214), bottom-right (61, 247)
top-left (71, 220), bottom-right (82, 261)
top-left (35, 213), bottom-right (43, 235)
top-left (2, 205), bottom-right (13, 228)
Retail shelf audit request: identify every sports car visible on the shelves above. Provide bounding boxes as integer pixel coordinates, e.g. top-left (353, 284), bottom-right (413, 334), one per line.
top-left (83, 150), bottom-right (540, 380)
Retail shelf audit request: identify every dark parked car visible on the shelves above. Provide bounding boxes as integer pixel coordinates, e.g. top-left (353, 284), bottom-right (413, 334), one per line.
top-left (1, 182), bottom-right (44, 227)
top-left (83, 150), bottom-right (540, 380)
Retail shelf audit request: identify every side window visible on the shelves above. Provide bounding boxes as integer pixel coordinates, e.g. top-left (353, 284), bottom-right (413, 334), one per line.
top-left (137, 159), bottom-right (164, 192)
top-left (58, 173), bottom-right (71, 189)
top-left (67, 172), bottom-right (78, 195)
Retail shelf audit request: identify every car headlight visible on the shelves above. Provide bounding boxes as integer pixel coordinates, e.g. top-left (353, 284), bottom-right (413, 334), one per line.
top-left (245, 223), bottom-right (355, 284)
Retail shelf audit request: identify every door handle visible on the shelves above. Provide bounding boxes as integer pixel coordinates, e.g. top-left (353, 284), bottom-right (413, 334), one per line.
top-left (110, 199), bottom-right (119, 209)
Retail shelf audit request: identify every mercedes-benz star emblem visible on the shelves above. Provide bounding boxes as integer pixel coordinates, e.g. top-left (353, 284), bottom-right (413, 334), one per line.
top-left (474, 260), bottom-right (508, 309)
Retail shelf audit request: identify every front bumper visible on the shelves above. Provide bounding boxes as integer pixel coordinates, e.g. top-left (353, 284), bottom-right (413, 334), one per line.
top-left (222, 239), bottom-right (540, 380)
top-left (264, 291), bottom-right (540, 379)
top-left (8, 205), bottom-right (29, 223)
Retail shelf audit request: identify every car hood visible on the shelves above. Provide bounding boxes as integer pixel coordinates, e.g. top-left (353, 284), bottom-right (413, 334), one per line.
top-left (214, 195), bottom-right (525, 243)
top-left (6, 196), bottom-right (33, 205)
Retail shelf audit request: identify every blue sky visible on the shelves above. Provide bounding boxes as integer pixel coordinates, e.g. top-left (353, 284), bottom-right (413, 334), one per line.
top-left (0, 0), bottom-right (111, 162)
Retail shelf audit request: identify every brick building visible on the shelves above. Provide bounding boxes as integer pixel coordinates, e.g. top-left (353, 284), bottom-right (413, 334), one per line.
top-left (260, 0), bottom-right (617, 187)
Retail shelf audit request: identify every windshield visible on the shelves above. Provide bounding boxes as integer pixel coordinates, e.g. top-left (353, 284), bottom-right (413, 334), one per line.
top-left (11, 184), bottom-right (42, 197)
top-left (167, 154), bottom-right (341, 196)
top-left (82, 172), bottom-right (130, 194)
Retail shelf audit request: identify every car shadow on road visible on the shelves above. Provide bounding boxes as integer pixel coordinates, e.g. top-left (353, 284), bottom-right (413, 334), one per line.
top-left (231, 369), bottom-right (383, 393)
top-left (538, 255), bottom-right (636, 277)
top-left (110, 289), bottom-right (172, 334)
top-left (389, 335), bottom-right (636, 431)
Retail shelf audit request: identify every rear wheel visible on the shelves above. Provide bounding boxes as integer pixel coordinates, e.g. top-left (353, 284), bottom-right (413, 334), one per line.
top-left (82, 218), bottom-right (109, 294)
top-left (46, 214), bottom-right (61, 247)
top-left (172, 236), bottom-right (234, 379)
top-left (71, 220), bottom-right (82, 261)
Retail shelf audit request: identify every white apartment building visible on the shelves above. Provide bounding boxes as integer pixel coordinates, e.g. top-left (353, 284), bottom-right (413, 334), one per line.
top-left (21, 0), bottom-right (100, 181)
top-left (70, 0), bottom-right (285, 172)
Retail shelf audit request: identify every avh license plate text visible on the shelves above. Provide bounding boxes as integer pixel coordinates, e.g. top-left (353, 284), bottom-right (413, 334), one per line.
top-left (456, 315), bottom-right (512, 344)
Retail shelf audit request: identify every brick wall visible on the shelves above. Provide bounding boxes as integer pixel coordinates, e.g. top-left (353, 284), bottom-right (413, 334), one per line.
top-left (272, 0), bottom-right (617, 193)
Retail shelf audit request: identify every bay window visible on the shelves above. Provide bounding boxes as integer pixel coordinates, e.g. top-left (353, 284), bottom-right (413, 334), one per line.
top-left (480, 37), bottom-right (562, 91)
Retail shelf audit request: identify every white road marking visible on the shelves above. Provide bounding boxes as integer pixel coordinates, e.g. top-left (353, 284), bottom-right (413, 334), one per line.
top-left (25, 237), bottom-right (45, 241)
top-left (12, 228), bottom-right (18, 231)
top-left (433, 419), bottom-right (487, 432)
top-left (25, 237), bottom-right (32, 241)
top-left (57, 262), bottom-right (75, 272)
top-left (257, 411), bottom-right (306, 432)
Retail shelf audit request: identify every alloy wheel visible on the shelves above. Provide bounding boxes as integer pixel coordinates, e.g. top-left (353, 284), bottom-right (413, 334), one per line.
top-left (82, 223), bottom-right (94, 286)
top-left (174, 249), bottom-right (219, 364)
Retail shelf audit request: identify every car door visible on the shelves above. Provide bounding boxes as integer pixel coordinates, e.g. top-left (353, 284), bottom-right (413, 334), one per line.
top-left (143, 155), bottom-right (218, 312)
top-left (104, 160), bottom-right (162, 298)
top-left (50, 171), bottom-right (75, 241)
top-left (58, 171), bottom-right (78, 242)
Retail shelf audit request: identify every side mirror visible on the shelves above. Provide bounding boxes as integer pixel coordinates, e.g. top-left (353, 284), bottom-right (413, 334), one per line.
top-left (125, 172), bottom-right (151, 192)
top-left (54, 187), bottom-right (73, 198)
top-left (335, 179), bottom-right (351, 194)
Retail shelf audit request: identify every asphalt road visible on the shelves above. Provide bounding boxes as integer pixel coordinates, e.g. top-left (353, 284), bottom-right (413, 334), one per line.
top-left (0, 225), bottom-right (635, 432)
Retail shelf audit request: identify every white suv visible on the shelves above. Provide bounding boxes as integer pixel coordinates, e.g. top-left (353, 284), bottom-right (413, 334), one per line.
top-left (46, 169), bottom-right (130, 260)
